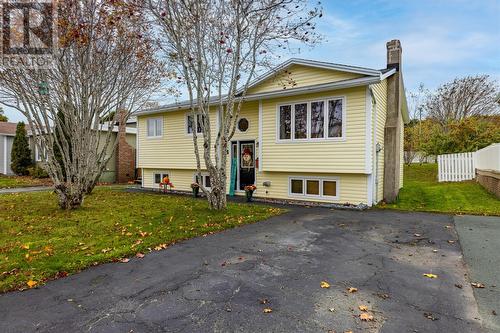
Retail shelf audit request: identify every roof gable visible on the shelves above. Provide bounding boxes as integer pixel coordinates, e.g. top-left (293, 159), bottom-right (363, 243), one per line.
top-left (245, 58), bottom-right (381, 95)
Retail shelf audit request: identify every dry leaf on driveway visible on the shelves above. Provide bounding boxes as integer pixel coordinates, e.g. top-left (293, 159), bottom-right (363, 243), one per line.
top-left (27, 280), bottom-right (37, 288)
top-left (119, 258), bottom-right (130, 263)
top-left (471, 282), bottom-right (485, 288)
top-left (358, 305), bottom-right (368, 311)
top-left (423, 273), bottom-right (438, 278)
top-left (347, 287), bottom-right (358, 293)
top-left (320, 281), bottom-right (331, 288)
top-left (360, 312), bottom-right (374, 321)
top-left (263, 308), bottom-right (273, 313)
top-left (135, 252), bottom-right (145, 258)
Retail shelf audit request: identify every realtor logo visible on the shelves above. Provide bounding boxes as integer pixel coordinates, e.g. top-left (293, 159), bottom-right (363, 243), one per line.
top-left (1, 0), bottom-right (55, 68)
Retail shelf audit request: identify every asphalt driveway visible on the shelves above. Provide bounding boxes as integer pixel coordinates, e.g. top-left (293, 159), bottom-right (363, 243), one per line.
top-left (0, 208), bottom-right (485, 332)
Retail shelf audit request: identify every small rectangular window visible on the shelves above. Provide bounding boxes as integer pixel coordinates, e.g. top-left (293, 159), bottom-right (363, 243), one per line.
top-left (187, 114), bottom-right (205, 134)
top-left (154, 172), bottom-right (169, 184)
top-left (290, 179), bottom-right (303, 194)
top-left (306, 180), bottom-right (320, 195)
top-left (204, 175), bottom-right (211, 188)
top-left (310, 101), bottom-right (324, 138)
top-left (279, 105), bottom-right (291, 140)
top-left (328, 99), bottom-right (343, 138)
top-left (323, 181), bottom-right (337, 197)
top-left (147, 117), bottom-right (163, 137)
top-left (294, 103), bottom-right (307, 139)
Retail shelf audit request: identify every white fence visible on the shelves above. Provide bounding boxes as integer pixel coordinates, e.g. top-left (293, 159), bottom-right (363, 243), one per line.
top-left (475, 143), bottom-right (500, 171)
top-left (437, 152), bottom-right (476, 182)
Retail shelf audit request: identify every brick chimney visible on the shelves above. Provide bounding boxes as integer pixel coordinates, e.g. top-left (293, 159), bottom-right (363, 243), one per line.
top-left (383, 40), bottom-right (403, 203)
top-left (115, 110), bottom-right (136, 183)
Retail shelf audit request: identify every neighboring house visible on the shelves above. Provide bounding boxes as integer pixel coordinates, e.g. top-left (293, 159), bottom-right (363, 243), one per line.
top-left (135, 40), bottom-right (409, 206)
top-left (0, 122), bottom-right (16, 175)
top-left (30, 114), bottom-right (138, 183)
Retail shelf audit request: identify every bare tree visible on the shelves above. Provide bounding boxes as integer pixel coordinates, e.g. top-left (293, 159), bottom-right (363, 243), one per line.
top-left (147, 0), bottom-right (321, 210)
top-left (0, 0), bottom-right (164, 209)
top-left (425, 75), bottom-right (499, 128)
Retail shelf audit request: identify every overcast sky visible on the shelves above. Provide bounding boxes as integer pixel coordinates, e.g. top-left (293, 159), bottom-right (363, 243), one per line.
top-left (4, 0), bottom-right (500, 122)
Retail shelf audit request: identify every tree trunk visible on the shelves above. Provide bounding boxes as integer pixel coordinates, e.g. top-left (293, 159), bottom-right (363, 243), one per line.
top-left (55, 184), bottom-right (84, 210)
top-left (206, 172), bottom-right (227, 210)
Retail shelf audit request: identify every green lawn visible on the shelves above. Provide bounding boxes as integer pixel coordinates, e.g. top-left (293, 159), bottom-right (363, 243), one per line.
top-left (0, 175), bottom-right (50, 189)
top-left (0, 188), bottom-right (283, 292)
top-left (381, 164), bottom-right (500, 216)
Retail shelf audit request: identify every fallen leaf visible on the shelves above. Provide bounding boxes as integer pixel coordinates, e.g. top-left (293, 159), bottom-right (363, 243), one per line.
top-left (359, 312), bottom-right (374, 321)
top-left (454, 284), bottom-right (463, 289)
top-left (358, 305), bottom-right (368, 311)
top-left (414, 233), bottom-right (422, 237)
top-left (447, 240), bottom-right (455, 244)
top-left (119, 258), bottom-right (130, 263)
top-left (259, 298), bottom-right (269, 304)
top-left (320, 281), bottom-right (331, 289)
top-left (445, 225), bottom-right (452, 229)
top-left (328, 307), bottom-right (335, 312)
top-left (344, 331), bottom-right (353, 333)
top-left (347, 287), bottom-right (358, 293)
top-left (432, 249), bottom-right (438, 253)
top-left (27, 280), bottom-right (37, 288)
top-left (471, 282), bottom-right (485, 288)
top-left (135, 252), bottom-right (145, 258)
top-left (263, 308), bottom-right (272, 313)
top-left (423, 273), bottom-right (438, 279)
top-left (21, 244), bottom-right (30, 250)
top-left (424, 312), bottom-right (439, 321)
top-left (101, 248), bottom-right (111, 253)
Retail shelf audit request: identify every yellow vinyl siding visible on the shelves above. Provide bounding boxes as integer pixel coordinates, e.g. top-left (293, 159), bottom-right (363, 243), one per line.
top-left (371, 79), bottom-right (387, 203)
top-left (142, 168), bottom-right (368, 204)
top-left (261, 86), bottom-right (367, 173)
top-left (137, 109), bottom-right (218, 169)
top-left (247, 64), bottom-right (363, 95)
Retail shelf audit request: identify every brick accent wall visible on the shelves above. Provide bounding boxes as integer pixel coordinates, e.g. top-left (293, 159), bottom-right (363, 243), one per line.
top-left (116, 112), bottom-right (136, 183)
top-left (476, 169), bottom-right (500, 199)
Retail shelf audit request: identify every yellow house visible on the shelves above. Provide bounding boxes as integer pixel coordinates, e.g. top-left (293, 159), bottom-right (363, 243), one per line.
top-left (135, 40), bottom-right (409, 206)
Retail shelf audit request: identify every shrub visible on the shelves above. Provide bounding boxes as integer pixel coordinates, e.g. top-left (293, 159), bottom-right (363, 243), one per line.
top-left (28, 165), bottom-right (49, 179)
top-left (10, 122), bottom-right (32, 175)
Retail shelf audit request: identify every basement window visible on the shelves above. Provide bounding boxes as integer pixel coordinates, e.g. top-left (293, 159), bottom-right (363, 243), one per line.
top-left (153, 172), bottom-right (169, 184)
top-left (289, 176), bottom-right (338, 199)
top-left (194, 174), bottom-right (211, 189)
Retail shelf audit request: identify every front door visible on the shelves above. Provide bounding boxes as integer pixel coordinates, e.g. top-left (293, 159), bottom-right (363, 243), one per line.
top-left (239, 141), bottom-right (255, 190)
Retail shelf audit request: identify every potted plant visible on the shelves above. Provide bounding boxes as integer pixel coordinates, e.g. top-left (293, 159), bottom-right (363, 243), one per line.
top-left (244, 185), bottom-right (257, 202)
top-left (191, 182), bottom-right (200, 197)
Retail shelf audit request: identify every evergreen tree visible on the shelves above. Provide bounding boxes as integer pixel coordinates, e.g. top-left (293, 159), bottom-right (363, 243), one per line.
top-left (0, 107), bottom-right (7, 122)
top-left (11, 122), bottom-right (32, 175)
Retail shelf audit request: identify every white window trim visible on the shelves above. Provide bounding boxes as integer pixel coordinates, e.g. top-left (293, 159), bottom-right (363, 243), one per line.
top-left (275, 95), bottom-right (347, 143)
top-left (185, 113), bottom-right (205, 136)
top-left (236, 117), bottom-right (251, 133)
top-left (288, 176), bottom-right (340, 200)
top-left (35, 145), bottom-right (46, 162)
top-left (193, 172), bottom-right (212, 189)
top-left (146, 117), bottom-right (163, 139)
top-left (153, 171), bottom-right (170, 185)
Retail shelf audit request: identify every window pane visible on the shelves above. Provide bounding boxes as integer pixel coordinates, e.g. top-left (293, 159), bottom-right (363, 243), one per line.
top-left (147, 119), bottom-right (155, 136)
top-left (323, 181), bottom-right (337, 196)
top-left (306, 180), bottom-right (320, 195)
top-left (154, 173), bottom-right (161, 183)
top-left (291, 179), bottom-right (303, 194)
top-left (197, 115), bottom-right (203, 133)
top-left (155, 119), bottom-right (162, 136)
top-left (279, 105), bottom-right (291, 140)
top-left (328, 99), bottom-right (343, 138)
top-left (205, 176), bottom-right (211, 187)
top-left (294, 103), bottom-right (307, 139)
top-left (187, 115), bottom-right (193, 133)
top-left (310, 101), bottom-right (324, 138)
